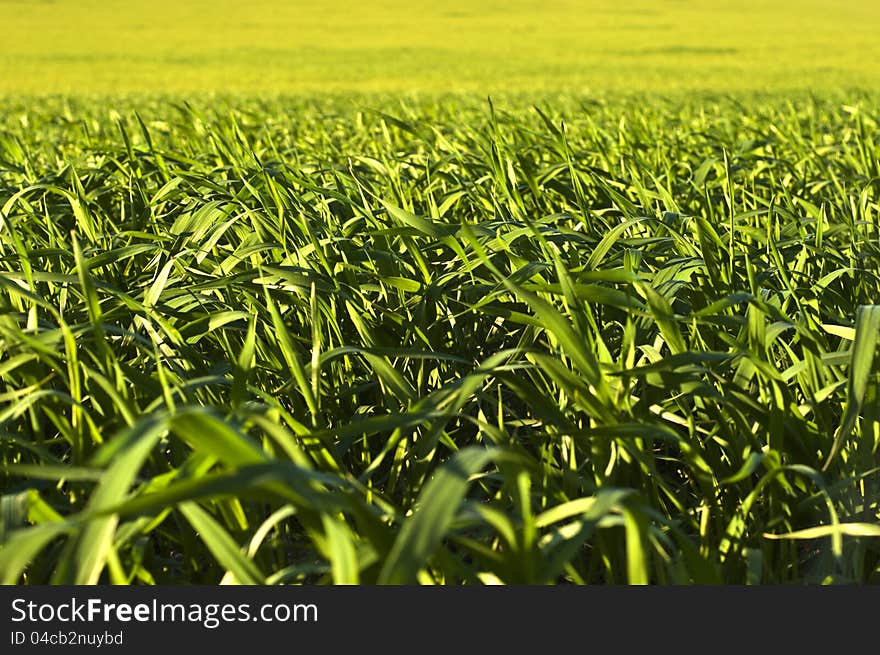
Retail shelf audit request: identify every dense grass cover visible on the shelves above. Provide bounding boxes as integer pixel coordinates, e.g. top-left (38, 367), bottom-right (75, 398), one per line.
top-left (1, 95), bottom-right (879, 584)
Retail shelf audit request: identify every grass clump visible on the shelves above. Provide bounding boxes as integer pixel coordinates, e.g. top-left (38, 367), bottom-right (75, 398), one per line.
top-left (1, 94), bottom-right (879, 584)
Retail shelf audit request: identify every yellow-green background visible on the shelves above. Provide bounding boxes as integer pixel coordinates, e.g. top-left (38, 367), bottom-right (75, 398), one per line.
top-left (1, 0), bottom-right (879, 94)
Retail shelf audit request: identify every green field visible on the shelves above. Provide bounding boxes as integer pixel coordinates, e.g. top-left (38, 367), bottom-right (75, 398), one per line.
top-left (2, 0), bottom-right (879, 94)
top-left (1, 3), bottom-right (879, 586)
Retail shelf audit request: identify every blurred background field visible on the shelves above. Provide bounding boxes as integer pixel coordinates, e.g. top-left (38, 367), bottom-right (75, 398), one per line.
top-left (1, 0), bottom-right (879, 95)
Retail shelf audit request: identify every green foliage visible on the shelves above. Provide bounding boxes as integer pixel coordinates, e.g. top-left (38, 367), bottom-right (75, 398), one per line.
top-left (1, 94), bottom-right (879, 584)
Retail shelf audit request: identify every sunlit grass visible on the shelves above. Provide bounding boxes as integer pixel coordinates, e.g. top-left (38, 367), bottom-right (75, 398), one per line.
top-left (0, 94), bottom-right (878, 584)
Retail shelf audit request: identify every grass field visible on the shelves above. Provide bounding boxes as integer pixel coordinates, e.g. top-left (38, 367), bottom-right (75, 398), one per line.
top-left (1, 3), bottom-right (879, 586)
top-left (2, 0), bottom-right (880, 94)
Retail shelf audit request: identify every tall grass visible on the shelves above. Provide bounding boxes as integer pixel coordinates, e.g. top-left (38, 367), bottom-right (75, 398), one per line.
top-left (1, 94), bottom-right (878, 584)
